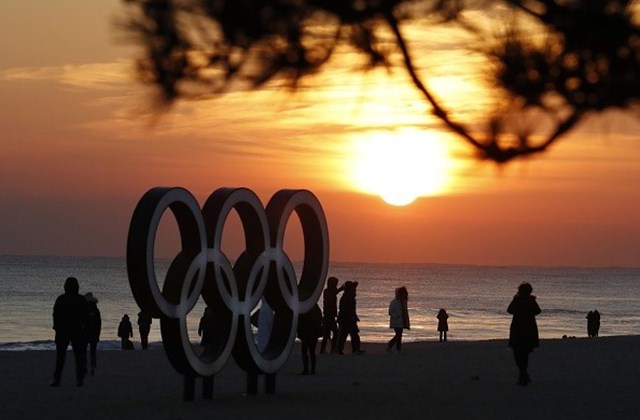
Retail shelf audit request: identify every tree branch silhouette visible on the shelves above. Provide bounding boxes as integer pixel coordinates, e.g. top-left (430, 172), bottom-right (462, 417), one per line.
top-left (384, 12), bottom-right (487, 153)
top-left (119, 0), bottom-right (639, 163)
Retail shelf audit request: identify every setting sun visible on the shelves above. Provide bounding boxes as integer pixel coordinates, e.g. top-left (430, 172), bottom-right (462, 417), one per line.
top-left (350, 129), bottom-right (454, 206)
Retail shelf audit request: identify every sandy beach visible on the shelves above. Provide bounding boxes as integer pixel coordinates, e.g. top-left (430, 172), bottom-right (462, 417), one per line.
top-left (1, 336), bottom-right (638, 419)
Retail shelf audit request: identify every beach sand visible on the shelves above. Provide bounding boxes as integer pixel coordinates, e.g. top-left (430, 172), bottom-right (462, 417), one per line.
top-left (1, 336), bottom-right (638, 419)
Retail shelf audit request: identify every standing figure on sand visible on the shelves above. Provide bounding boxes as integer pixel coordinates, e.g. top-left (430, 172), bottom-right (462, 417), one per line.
top-left (507, 282), bottom-right (541, 386)
top-left (320, 276), bottom-right (343, 354)
top-left (256, 299), bottom-right (275, 353)
top-left (437, 309), bottom-right (449, 343)
top-left (118, 314), bottom-right (134, 350)
top-left (198, 306), bottom-right (216, 353)
top-left (586, 310), bottom-right (601, 338)
top-left (137, 311), bottom-right (152, 350)
top-left (336, 281), bottom-right (364, 355)
top-left (84, 292), bottom-right (101, 375)
top-left (297, 303), bottom-right (323, 374)
top-left (51, 277), bottom-right (89, 387)
top-left (387, 287), bottom-right (410, 353)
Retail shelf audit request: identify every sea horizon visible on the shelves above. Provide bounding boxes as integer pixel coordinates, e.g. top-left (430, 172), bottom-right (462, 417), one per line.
top-left (2, 253), bottom-right (639, 269)
top-left (2, 255), bottom-right (639, 349)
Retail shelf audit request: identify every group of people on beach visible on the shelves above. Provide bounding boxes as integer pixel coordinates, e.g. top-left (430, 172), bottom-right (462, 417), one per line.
top-left (52, 275), bottom-right (597, 388)
top-left (586, 310), bottom-right (601, 337)
top-left (303, 277), bottom-right (365, 358)
top-left (381, 280), bottom-right (542, 387)
top-left (319, 278), bottom-right (448, 355)
top-left (245, 277), bottom-right (366, 376)
top-left (50, 277), bottom-right (153, 387)
top-left (116, 311), bottom-right (152, 350)
top-left (316, 278), bottom-right (541, 387)
top-left (295, 277), bottom-right (449, 375)
top-left (50, 277), bottom-right (99, 387)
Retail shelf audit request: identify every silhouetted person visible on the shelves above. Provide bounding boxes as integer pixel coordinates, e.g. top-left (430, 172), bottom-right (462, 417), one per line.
top-left (593, 310), bottom-right (601, 337)
top-left (437, 308), bottom-right (449, 342)
top-left (118, 314), bottom-right (134, 350)
top-left (297, 303), bottom-right (323, 374)
top-left (84, 292), bottom-right (101, 375)
top-left (337, 281), bottom-right (364, 355)
top-left (137, 311), bottom-right (152, 350)
top-left (257, 299), bottom-right (274, 352)
top-left (51, 276), bottom-right (89, 387)
top-left (586, 310), bottom-right (595, 337)
top-left (198, 306), bottom-right (215, 351)
top-left (507, 282), bottom-right (541, 386)
top-left (198, 304), bottom-right (232, 357)
top-left (320, 276), bottom-right (343, 354)
top-left (387, 287), bottom-right (410, 352)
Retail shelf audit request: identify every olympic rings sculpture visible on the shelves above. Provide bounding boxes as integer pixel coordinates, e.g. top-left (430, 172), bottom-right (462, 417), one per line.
top-left (126, 187), bottom-right (329, 396)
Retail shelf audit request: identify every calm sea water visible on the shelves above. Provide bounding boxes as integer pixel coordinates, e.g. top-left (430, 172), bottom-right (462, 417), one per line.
top-left (1, 255), bottom-right (639, 350)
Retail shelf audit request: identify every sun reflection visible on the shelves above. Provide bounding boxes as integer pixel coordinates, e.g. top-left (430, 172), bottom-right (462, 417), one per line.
top-left (349, 129), bottom-right (454, 206)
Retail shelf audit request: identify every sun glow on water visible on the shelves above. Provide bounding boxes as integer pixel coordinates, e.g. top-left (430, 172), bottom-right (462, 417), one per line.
top-left (350, 129), bottom-right (454, 206)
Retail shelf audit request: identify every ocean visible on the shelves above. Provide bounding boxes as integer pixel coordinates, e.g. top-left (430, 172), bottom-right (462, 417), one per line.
top-left (1, 255), bottom-right (639, 351)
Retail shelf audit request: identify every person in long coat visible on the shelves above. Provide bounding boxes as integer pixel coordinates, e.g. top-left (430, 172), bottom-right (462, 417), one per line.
top-left (84, 292), bottom-right (101, 375)
top-left (117, 314), bottom-right (134, 350)
top-left (507, 282), bottom-right (541, 386)
top-left (320, 277), bottom-right (343, 354)
top-left (437, 308), bottom-right (449, 342)
top-left (387, 287), bottom-right (410, 352)
top-left (593, 310), bottom-right (601, 337)
top-left (336, 281), bottom-right (364, 355)
top-left (51, 277), bottom-right (89, 387)
top-left (586, 310), bottom-right (595, 337)
top-left (297, 304), bottom-right (323, 374)
top-left (137, 311), bottom-right (152, 350)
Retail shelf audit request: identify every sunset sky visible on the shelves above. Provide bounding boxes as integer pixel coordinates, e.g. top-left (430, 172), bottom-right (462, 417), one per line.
top-left (1, 1), bottom-right (639, 267)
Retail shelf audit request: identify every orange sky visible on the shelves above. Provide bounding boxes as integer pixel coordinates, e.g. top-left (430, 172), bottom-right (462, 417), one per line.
top-left (1, 1), bottom-right (639, 267)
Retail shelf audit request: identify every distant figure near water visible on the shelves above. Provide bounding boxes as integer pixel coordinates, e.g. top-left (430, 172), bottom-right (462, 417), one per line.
top-left (507, 282), bottom-right (541, 386)
top-left (118, 314), bottom-right (134, 350)
top-left (137, 311), bottom-right (152, 350)
top-left (437, 309), bottom-right (449, 342)
top-left (387, 287), bottom-right (410, 353)
top-left (51, 276), bottom-right (89, 387)
top-left (587, 310), bottom-right (601, 338)
top-left (84, 292), bottom-right (101, 375)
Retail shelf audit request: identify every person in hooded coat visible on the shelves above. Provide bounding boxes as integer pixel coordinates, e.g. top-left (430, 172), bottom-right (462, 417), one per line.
top-left (118, 314), bottom-right (134, 350)
top-left (507, 282), bottom-right (541, 386)
top-left (336, 281), bottom-right (364, 355)
top-left (51, 277), bottom-right (89, 387)
top-left (84, 292), bottom-right (101, 375)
